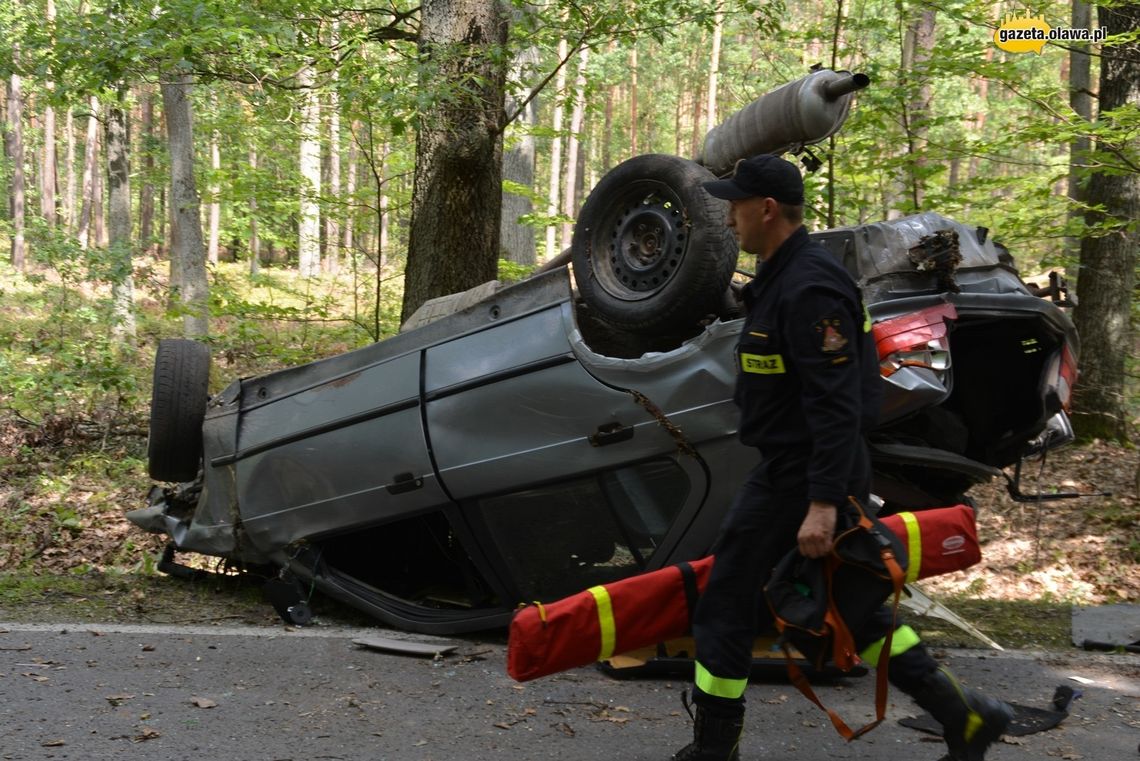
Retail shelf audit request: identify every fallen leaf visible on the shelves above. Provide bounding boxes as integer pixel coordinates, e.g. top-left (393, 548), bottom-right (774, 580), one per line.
top-left (105, 694), bottom-right (135, 706)
top-left (131, 728), bottom-right (161, 743)
top-left (40, 740), bottom-right (65, 747)
top-left (191, 697), bottom-right (217, 709)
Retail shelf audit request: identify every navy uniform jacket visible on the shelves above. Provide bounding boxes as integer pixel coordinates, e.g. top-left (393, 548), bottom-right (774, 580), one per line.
top-left (735, 225), bottom-right (882, 506)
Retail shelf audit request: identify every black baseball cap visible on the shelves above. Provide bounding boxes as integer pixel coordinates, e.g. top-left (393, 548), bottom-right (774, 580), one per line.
top-left (702, 154), bottom-right (805, 204)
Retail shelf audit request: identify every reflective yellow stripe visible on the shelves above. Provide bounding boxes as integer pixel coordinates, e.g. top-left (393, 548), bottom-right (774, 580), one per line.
top-left (588, 585), bottom-right (616, 661)
top-left (863, 305), bottom-right (873, 333)
top-left (694, 662), bottom-right (748, 700)
top-left (859, 625), bottom-right (922, 665)
top-left (898, 512), bottom-right (922, 583)
top-left (740, 352), bottom-right (786, 374)
top-left (938, 667), bottom-right (985, 742)
top-left (965, 709), bottom-right (985, 742)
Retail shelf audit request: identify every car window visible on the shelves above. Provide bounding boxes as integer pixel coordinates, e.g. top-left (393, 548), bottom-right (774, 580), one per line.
top-left (478, 459), bottom-right (690, 600)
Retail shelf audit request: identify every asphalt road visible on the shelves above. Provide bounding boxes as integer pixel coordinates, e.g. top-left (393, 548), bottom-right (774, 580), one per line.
top-left (1, 621), bottom-right (1136, 761)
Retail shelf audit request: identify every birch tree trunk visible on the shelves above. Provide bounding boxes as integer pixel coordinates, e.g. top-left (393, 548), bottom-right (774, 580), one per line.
top-left (297, 64), bottom-right (322, 277)
top-left (402, 0), bottom-right (509, 323)
top-left (544, 37), bottom-right (568, 260)
top-left (6, 70), bottom-right (26, 269)
top-left (106, 86), bottom-right (135, 338)
top-left (560, 46), bottom-right (588, 254)
top-left (162, 73), bottom-right (209, 338)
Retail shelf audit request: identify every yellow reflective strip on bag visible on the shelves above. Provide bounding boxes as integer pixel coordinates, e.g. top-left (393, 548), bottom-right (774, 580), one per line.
top-left (898, 512), bottom-right (922, 583)
top-left (740, 352), bottom-right (786, 375)
top-left (695, 661), bottom-right (748, 700)
top-left (859, 624), bottom-right (922, 665)
top-left (588, 585), bottom-right (616, 661)
top-left (863, 305), bottom-right (873, 333)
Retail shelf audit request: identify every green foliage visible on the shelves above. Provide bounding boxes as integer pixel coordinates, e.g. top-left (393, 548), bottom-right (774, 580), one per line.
top-left (497, 258), bottom-right (537, 284)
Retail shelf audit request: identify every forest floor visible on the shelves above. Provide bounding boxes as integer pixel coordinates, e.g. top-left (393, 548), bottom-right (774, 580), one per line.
top-left (1, 406), bottom-right (1137, 650)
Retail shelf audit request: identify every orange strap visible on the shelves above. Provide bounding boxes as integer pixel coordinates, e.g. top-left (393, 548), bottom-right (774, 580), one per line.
top-left (779, 509), bottom-right (908, 742)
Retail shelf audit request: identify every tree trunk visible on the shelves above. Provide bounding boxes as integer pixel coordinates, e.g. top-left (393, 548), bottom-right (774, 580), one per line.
top-left (64, 107), bottom-right (76, 231)
top-left (1071, 2), bottom-right (1140, 441)
top-left (6, 70), bottom-right (26, 270)
top-left (139, 87), bottom-right (156, 255)
top-left (560, 46), bottom-right (588, 254)
top-left (629, 46), bottom-right (639, 156)
top-left (706, 5), bottom-right (722, 136)
top-left (77, 97), bottom-right (99, 249)
top-left (901, 9), bottom-right (935, 211)
top-left (106, 86), bottom-right (135, 338)
top-left (207, 111), bottom-right (220, 266)
top-left (39, 0), bottom-right (57, 225)
top-left (93, 142), bottom-right (106, 247)
top-left (40, 100), bottom-right (57, 225)
top-left (324, 84), bottom-right (341, 275)
top-left (544, 37), bottom-right (568, 261)
top-left (378, 140), bottom-right (390, 270)
top-left (1067, 0), bottom-right (1093, 261)
top-left (402, 0), bottom-right (509, 323)
top-left (343, 121), bottom-right (358, 261)
top-left (162, 73), bottom-right (209, 338)
top-left (602, 41), bottom-right (615, 173)
top-left (500, 44), bottom-right (538, 266)
top-left (248, 146), bottom-right (260, 276)
top-left (297, 65), bottom-right (321, 277)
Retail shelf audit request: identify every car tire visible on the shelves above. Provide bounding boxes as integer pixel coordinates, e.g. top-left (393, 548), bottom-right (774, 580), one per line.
top-left (147, 339), bottom-right (210, 482)
top-left (571, 154), bottom-right (739, 333)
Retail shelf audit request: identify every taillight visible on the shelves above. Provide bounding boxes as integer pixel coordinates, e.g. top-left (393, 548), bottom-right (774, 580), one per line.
top-left (1057, 343), bottom-right (1077, 411)
top-left (872, 303), bottom-right (958, 378)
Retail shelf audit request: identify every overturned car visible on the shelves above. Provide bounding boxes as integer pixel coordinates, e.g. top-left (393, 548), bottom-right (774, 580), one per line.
top-left (129, 71), bottom-right (1079, 634)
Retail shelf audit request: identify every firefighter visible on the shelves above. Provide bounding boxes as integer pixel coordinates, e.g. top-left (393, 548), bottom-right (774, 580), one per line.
top-left (671, 154), bottom-right (1013, 761)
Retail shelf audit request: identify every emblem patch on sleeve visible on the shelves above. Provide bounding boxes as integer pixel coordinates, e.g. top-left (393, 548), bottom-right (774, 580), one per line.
top-left (815, 317), bottom-right (848, 353)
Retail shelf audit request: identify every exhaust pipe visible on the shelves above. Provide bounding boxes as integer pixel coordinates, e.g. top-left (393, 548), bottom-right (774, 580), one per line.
top-left (698, 69), bottom-right (870, 176)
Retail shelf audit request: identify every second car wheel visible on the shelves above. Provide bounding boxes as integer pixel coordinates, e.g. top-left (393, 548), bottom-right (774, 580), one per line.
top-left (147, 338), bottom-right (210, 482)
top-left (571, 154), bottom-right (739, 334)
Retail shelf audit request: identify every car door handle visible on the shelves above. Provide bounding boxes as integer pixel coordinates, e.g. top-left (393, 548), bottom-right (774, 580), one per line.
top-left (386, 472), bottom-right (424, 495)
top-left (590, 421), bottom-right (634, 447)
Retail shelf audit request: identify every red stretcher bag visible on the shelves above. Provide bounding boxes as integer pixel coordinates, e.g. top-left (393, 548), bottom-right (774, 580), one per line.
top-left (507, 557), bottom-right (714, 682)
top-left (879, 504), bottom-right (981, 582)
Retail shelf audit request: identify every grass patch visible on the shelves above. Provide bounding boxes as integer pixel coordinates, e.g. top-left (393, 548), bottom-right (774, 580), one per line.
top-left (910, 597), bottom-right (1071, 650)
top-left (0, 569), bottom-right (379, 628)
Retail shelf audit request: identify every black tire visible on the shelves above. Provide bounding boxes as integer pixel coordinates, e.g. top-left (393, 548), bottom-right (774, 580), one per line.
top-left (571, 154), bottom-right (739, 333)
top-left (147, 339), bottom-right (210, 482)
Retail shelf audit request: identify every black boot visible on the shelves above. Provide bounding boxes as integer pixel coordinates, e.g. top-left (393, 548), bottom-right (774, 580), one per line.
top-left (671, 693), bottom-right (743, 761)
top-left (914, 667), bottom-right (1013, 761)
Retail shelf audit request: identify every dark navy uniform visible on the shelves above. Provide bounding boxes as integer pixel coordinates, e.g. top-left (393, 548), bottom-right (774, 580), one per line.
top-left (690, 225), bottom-right (934, 704)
